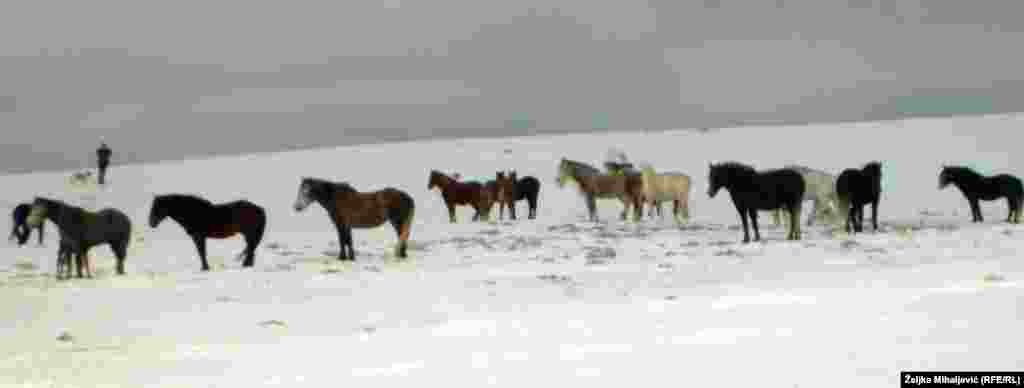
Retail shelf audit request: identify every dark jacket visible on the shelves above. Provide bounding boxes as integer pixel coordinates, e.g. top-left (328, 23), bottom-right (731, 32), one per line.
top-left (97, 144), bottom-right (112, 166)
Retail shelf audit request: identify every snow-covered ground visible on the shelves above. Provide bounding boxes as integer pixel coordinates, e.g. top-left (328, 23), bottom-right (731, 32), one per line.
top-left (2, 114), bottom-right (1024, 387)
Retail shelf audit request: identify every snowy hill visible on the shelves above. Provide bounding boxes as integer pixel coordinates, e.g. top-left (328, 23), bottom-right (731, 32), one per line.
top-left (2, 113), bottom-right (1023, 387)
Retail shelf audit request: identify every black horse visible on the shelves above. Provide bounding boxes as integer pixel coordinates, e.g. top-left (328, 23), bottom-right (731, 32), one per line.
top-left (835, 161), bottom-right (883, 233)
top-left (939, 165), bottom-right (1023, 224)
top-left (9, 203), bottom-right (44, 246)
top-left (294, 177), bottom-right (416, 260)
top-left (26, 197), bottom-right (132, 279)
top-left (496, 170), bottom-right (541, 220)
top-left (149, 194), bottom-right (267, 271)
top-left (707, 162), bottom-right (805, 243)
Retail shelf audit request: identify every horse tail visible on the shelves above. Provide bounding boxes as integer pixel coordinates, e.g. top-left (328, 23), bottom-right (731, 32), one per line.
top-left (401, 206), bottom-right (415, 242)
top-left (394, 191), bottom-right (415, 257)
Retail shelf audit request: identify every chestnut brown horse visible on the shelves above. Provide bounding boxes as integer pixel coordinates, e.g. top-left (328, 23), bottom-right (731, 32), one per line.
top-left (294, 177), bottom-right (415, 260)
top-left (428, 170), bottom-right (493, 223)
top-left (149, 194), bottom-right (267, 271)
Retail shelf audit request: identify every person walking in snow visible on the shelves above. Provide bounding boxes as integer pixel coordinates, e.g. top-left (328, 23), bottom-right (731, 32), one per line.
top-left (96, 142), bottom-right (112, 185)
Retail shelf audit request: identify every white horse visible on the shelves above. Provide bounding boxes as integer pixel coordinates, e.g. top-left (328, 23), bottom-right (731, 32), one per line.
top-left (638, 164), bottom-right (692, 224)
top-left (770, 165), bottom-right (840, 227)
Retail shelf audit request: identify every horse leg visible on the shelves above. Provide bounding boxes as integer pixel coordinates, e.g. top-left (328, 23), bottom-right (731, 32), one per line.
top-left (74, 248), bottom-right (85, 279)
top-left (54, 243), bottom-right (65, 280)
top-left (510, 200), bottom-right (518, 221)
top-left (333, 226), bottom-right (349, 261)
top-left (587, 196), bottom-right (598, 222)
top-left (634, 196), bottom-right (643, 222)
top-left (672, 199), bottom-right (681, 224)
top-left (447, 203), bottom-right (457, 223)
top-left (112, 240), bottom-right (127, 275)
top-left (748, 209), bottom-right (762, 242)
top-left (241, 233), bottom-right (259, 268)
top-left (191, 235), bottom-right (211, 271)
top-left (969, 198), bottom-right (982, 222)
top-left (733, 204), bottom-right (750, 243)
top-left (790, 203), bottom-right (802, 240)
top-left (528, 193), bottom-right (538, 220)
top-left (389, 215), bottom-right (406, 259)
top-left (1011, 197), bottom-right (1019, 225)
top-left (343, 225), bottom-right (355, 261)
top-left (806, 199), bottom-right (821, 227)
top-left (84, 250), bottom-right (93, 278)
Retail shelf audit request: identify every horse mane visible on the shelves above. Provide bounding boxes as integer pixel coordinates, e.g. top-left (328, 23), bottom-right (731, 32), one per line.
top-left (941, 165), bottom-right (981, 180)
top-left (862, 161), bottom-right (882, 177)
top-left (302, 177), bottom-right (357, 196)
top-left (35, 196), bottom-right (81, 212)
top-left (639, 163), bottom-right (657, 176)
top-left (155, 193), bottom-right (215, 209)
top-left (561, 158), bottom-right (601, 175)
top-left (712, 161), bottom-right (757, 174)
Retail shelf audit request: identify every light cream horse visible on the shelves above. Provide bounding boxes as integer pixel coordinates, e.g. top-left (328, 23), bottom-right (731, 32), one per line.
top-left (638, 164), bottom-right (692, 224)
top-left (770, 165), bottom-right (840, 227)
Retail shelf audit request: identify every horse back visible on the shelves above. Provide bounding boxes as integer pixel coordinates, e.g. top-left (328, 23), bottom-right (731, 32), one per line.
top-left (742, 169), bottom-right (804, 208)
top-left (515, 176), bottom-right (541, 199)
top-left (977, 174), bottom-right (1024, 200)
top-left (582, 173), bottom-right (642, 197)
top-left (444, 180), bottom-right (484, 204)
top-left (333, 187), bottom-right (412, 227)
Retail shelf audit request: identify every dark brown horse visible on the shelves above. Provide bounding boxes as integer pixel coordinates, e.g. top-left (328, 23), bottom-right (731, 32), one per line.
top-left (149, 194), bottom-right (267, 271)
top-left (26, 197), bottom-right (132, 279)
top-left (428, 170), bottom-right (493, 223)
top-left (294, 177), bottom-right (415, 260)
top-left (496, 171), bottom-right (541, 220)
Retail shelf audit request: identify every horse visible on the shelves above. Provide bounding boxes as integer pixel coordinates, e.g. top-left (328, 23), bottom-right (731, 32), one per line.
top-left (9, 203), bottom-right (45, 246)
top-left (293, 177), bottom-right (415, 260)
top-left (707, 162), bottom-right (805, 243)
top-left (556, 158), bottom-right (643, 222)
top-left (938, 165), bottom-right (1023, 224)
top-left (149, 194), bottom-right (266, 271)
top-left (481, 179), bottom-right (498, 221)
top-left (769, 165), bottom-right (840, 227)
top-left (54, 239), bottom-right (75, 280)
top-left (428, 170), bottom-right (492, 223)
top-left (25, 197), bottom-right (132, 279)
top-left (495, 170), bottom-right (541, 220)
top-left (638, 164), bottom-right (692, 224)
top-left (835, 161), bottom-right (883, 233)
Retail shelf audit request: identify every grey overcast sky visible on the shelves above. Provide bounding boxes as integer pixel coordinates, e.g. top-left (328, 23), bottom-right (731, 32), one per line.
top-left (2, 0), bottom-right (1024, 173)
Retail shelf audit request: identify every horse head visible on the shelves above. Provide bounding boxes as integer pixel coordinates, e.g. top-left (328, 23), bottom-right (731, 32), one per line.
top-left (25, 198), bottom-right (49, 228)
top-left (937, 166), bottom-right (957, 190)
top-left (294, 178), bottom-right (318, 212)
top-left (148, 196), bottom-right (169, 228)
top-left (706, 164), bottom-right (724, 198)
top-left (555, 160), bottom-right (571, 188)
top-left (428, 170), bottom-right (443, 190)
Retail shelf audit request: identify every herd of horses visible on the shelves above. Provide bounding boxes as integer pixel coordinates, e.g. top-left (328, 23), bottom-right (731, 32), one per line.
top-left (6, 158), bottom-right (1024, 281)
